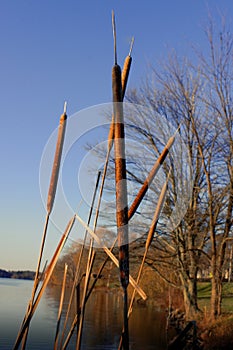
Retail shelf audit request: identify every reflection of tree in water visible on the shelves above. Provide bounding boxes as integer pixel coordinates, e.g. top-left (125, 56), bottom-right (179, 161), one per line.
top-left (80, 291), bottom-right (167, 349)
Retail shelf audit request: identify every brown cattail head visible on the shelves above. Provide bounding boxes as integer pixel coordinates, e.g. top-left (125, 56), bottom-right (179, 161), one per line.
top-left (47, 104), bottom-right (67, 214)
top-left (121, 55), bottom-right (132, 99)
top-left (112, 64), bottom-right (122, 102)
top-left (108, 37), bottom-right (134, 153)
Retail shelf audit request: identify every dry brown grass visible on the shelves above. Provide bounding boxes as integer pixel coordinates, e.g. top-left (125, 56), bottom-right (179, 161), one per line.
top-left (198, 315), bottom-right (233, 350)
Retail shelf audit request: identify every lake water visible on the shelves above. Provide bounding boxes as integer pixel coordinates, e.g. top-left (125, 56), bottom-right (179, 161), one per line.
top-left (0, 278), bottom-right (167, 349)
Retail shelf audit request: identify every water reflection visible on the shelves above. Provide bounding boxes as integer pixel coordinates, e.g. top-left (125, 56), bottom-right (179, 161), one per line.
top-left (0, 278), bottom-right (167, 349)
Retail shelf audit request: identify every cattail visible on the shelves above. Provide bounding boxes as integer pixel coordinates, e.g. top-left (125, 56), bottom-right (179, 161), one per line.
top-left (107, 37), bottom-right (134, 152)
top-left (13, 216), bottom-right (75, 350)
top-left (128, 127), bottom-right (179, 220)
top-left (112, 12), bottom-right (129, 292)
top-left (76, 248), bottom-right (95, 350)
top-left (121, 37), bottom-right (134, 98)
top-left (47, 102), bottom-right (67, 214)
top-left (94, 37), bottom-right (134, 238)
top-left (17, 104), bottom-right (69, 350)
top-left (59, 172), bottom-right (101, 349)
top-left (118, 172), bottom-right (171, 349)
top-left (112, 63), bottom-right (129, 288)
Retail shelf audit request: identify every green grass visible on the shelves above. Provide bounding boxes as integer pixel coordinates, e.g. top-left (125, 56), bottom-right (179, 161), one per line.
top-left (197, 282), bottom-right (233, 313)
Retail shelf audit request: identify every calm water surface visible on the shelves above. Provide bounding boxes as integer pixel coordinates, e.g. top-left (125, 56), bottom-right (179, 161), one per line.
top-left (0, 278), bottom-right (167, 349)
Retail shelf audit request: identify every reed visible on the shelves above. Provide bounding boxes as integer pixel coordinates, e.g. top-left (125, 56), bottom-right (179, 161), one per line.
top-left (118, 172), bottom-right (170, 349)
top-left (85, 237), bottom-right (116, 301)
top-left (54, 263), bottom-right (68, 350)
top-left (59, 172), bottom-right (101, 348)
top-left (112, 11), bottom-right (129, 349)
top-left (93, 37), bottom-right (134, 230)
top-left (63, 35), bottom-right (135, 350)
top-left (75, 212), bottom-right (146, 300)
top-left (60, 238), bottom-right (116, 350)
top-left (128, 126), bottom-right (179, 220)
top-left (14, 104), bottom-right (68, 350)
top-left (61, 315), bottom-right (78, 350)
top-left (76, 248), bottom-right (95, 349)
top-left (129, 170), bottom-right (171, 315)
top-left (62, 20), bottom-right (136, 350)
top-left (13, 216), bottom-right (75, 350)
top-left (121, 37), bottom-right (134, 98)
top-left (47, 102), bottom-right (67, 215)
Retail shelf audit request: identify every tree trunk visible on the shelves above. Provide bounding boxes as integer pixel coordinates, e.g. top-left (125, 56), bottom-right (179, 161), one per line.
top-left (217, 280), bottom-right (222, 316)
top-left (210, 256), bottom-right (218, 319)
top-left (180, 273), bottom-right (200, 319)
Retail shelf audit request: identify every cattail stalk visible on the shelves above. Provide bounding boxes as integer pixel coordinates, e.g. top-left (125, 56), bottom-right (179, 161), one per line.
top-left (85, 237), bottom-right (116, 301)
top-left (13, 216), bottom-right (75, 350)
top-left (93, 35), bottom-right (134, 234)
top-left (61, 238), bottom-right (117, 350)
top-left (112, 11), bottom-right (129, 348)
top-left (54, 264), bottom-right (68, 350)
top-left (59, 172), bottom-right (101, 348)
top-left (76, 248), bottom-right (95, 349)
top-left (75, 213), bottom-right (146, 300)
top-left (16, 104), bottom-right (68, 350)
top-left (128, 127), bottom-right (179, 220)
top-left (118, 172), bottom-right (170, 350)
top-left (129, 170), bottom-right (170, 315)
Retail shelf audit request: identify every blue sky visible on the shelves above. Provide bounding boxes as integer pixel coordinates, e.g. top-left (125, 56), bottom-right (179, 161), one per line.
top-left (1, 0), bottom-right (233, 270)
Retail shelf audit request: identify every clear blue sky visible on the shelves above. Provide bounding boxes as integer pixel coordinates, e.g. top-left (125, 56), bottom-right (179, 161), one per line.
top-left (1, 0), bottom-right (233, 271)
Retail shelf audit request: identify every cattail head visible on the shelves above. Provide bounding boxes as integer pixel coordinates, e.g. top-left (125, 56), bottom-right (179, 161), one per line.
top-left (46, 103), bottom-right (67, 214)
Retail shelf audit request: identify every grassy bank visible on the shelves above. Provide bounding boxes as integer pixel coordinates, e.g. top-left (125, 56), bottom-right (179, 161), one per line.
top-left (198, 281), bottom-right (233, 313)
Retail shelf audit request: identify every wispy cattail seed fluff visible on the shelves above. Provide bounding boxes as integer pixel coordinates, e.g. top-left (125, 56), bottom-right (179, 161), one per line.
top-left (47, 103), bottom-right (67, 214)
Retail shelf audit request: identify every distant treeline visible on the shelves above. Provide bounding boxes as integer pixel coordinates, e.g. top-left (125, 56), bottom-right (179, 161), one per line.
top-left (0, 268), bottom-right (35, 280)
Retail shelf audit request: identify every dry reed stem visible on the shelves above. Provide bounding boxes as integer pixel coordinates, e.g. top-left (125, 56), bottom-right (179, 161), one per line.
top-left (85, 236), bottom-right (117, 301)
top-left (20, 105), bottom-right (68, 349)
top-left (130, 171), bottom-right (170, 310)
top-left (118, 173), bottom-right (170, 350)
top-left (61, 237), bottom-right (117, 350)
top-left (54, 263), bottom-right (68, 350)
top-left (76, 248), bottom-right (95, 350)
top-left (19, 212), bottom-right (50, 350)
top-left (75, 213), bottom-right (147, 300)
top-left (128, 128), bottom-right (178, 220)
top-left (13, 216), bottom-right (75, 350)
top-left (59, 172), bottom-right (101, 348)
